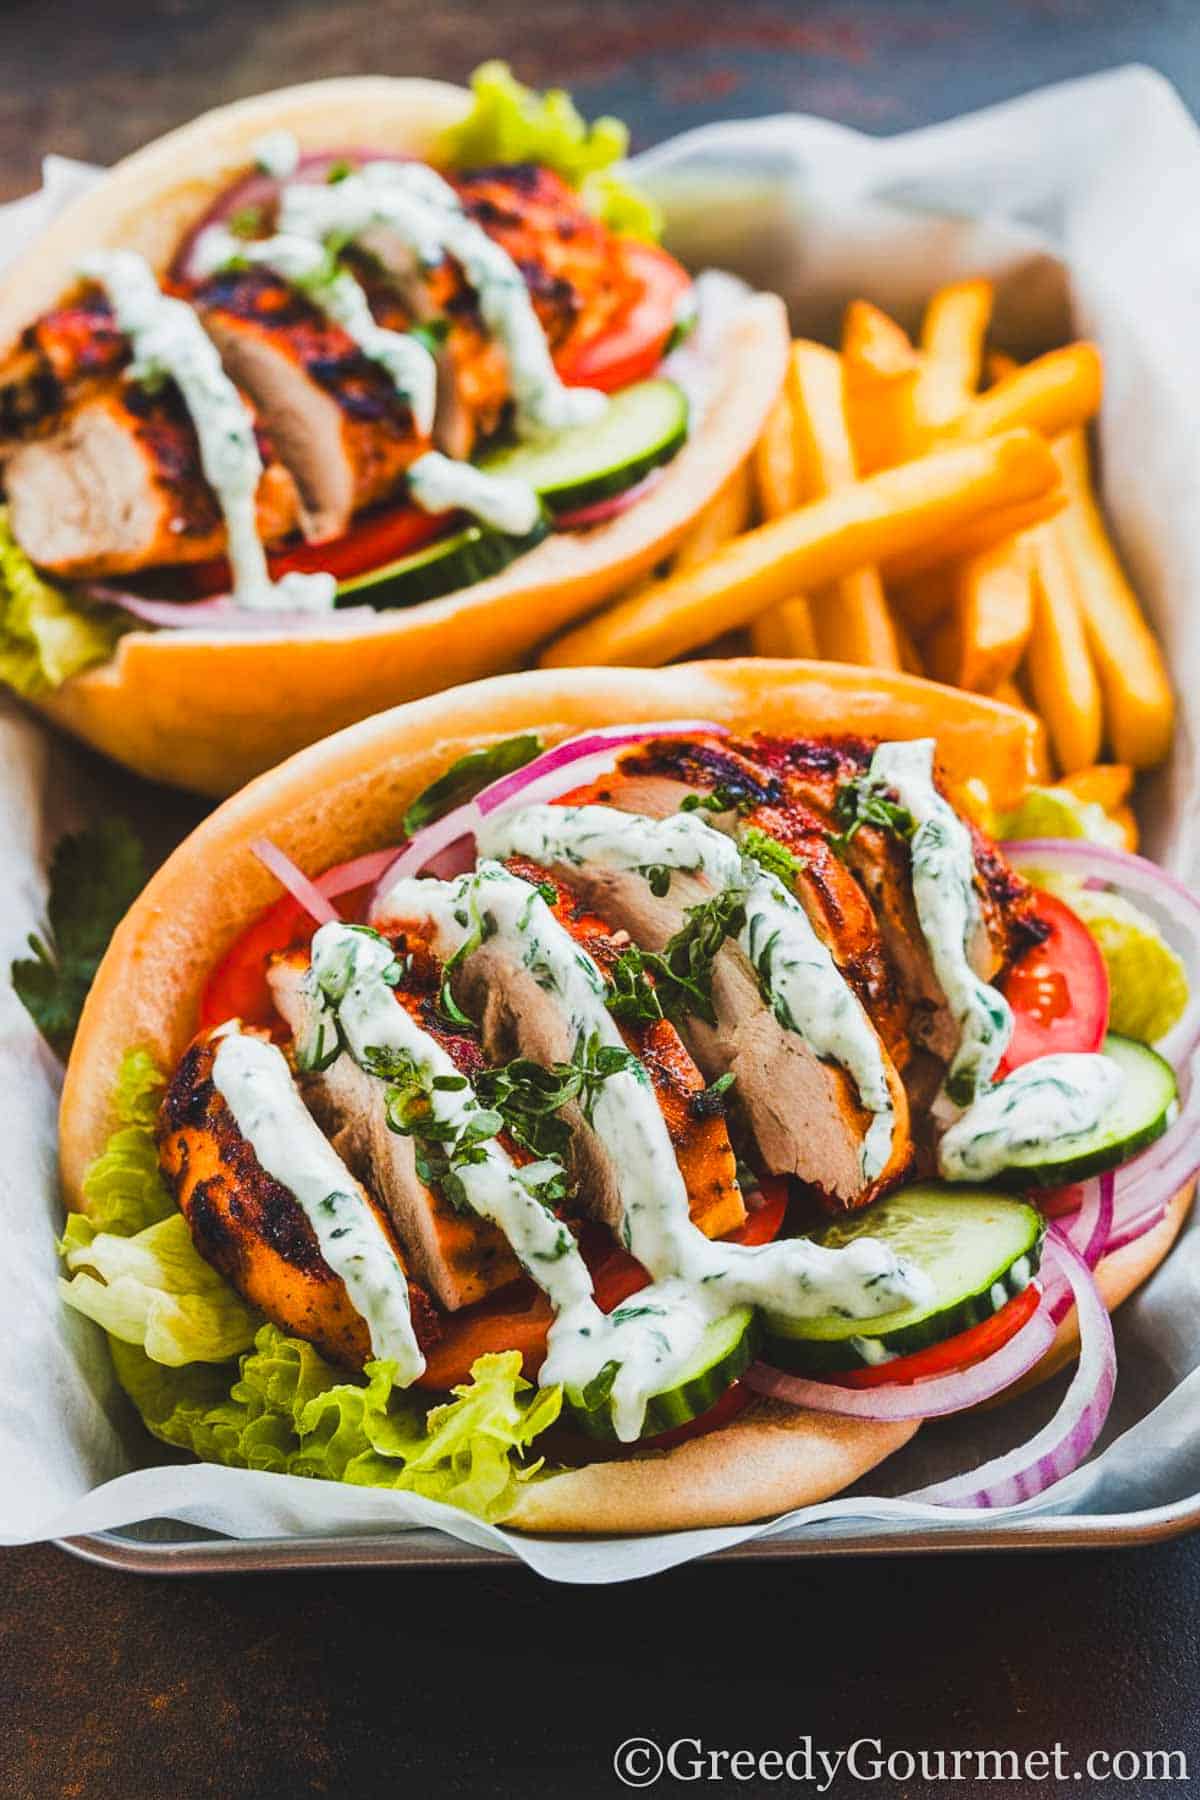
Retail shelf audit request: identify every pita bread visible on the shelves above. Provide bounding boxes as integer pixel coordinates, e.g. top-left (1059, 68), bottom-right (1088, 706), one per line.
top-left (2, 77), bottom-right (790, 794)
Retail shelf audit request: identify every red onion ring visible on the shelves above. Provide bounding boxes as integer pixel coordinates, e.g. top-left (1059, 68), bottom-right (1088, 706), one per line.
top-left (912, 1228), bottom-right (1116, 1508)
top-left (84, 584), bottom-right (374, 633)
top-left (1002, 836), bottom-right (1200, 1069)
top-left (1048, 1173), bottom-right (1115, 1276)
top-left (552, 467), bottom-right (668, 530)
top-left (743, 1284), bottom-right (1056, 1422)
top-left (368, 720), bottom-right (728, 900)
top-left (249, 838), bottom-right (339, 926)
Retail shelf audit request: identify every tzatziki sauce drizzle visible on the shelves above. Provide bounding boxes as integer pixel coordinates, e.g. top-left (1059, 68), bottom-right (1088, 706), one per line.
top-left (938, 1051), bottom-right (1122, 1182)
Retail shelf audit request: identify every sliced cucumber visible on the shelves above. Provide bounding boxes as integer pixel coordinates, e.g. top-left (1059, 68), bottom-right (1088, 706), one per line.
top-left (975, 1033), bottom-right (1178, 1189)
top-left (336, 515), bottom-right (548, 610)
top-left (763, 1185), bottom-right (1045, 1374)
top-left (565, 1304), bottom-right (759, 1442)
top-left (478, 378), bottom-right (688, 513)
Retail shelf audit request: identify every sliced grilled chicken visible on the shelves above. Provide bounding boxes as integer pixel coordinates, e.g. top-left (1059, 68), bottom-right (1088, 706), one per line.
top-left (157, 1031), bottom-right (440, 1370)
top-left (0, 284), bottom-right (127, 444)
top-left (375, 856), bottom-right (748, 1243)
top-left (193, 266), bottom-right (421, 541)
top-left (268, 949), bottom-right (522, 1313)
top-left (590, 736), bottom-right (911, 1068)
top-left (5, 381), bottom-right (300, 580)
top-left (744, 734), bottom-right (1043, 1061)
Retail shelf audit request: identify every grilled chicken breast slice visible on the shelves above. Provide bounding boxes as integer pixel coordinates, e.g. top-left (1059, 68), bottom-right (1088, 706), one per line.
top-left (488, 827), bottom-right (911, 1210)
top-left (157, 1031), bottom-right (439, 1371)
top-left (0, 285), bottom-right (127, 445)
top-left (5, 381), bottom-right (300, 580)
top-left (194, 266), bottom-right (421, 542)
top-left (589, 736), bottom-right (912, 1068)
top-left (268, 951), bottom-right (521, 1313)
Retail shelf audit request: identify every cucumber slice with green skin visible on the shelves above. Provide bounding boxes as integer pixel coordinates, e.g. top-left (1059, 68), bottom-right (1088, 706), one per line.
top-left (335, 515), bottom-right (549, 610)
top-left (477, 378), bottom-right (689, 513)
top-left (762, 1186), bottom-right (1045, 1375)
top-left (565, 1304), bottom-right (759, 1442)
top-left (974, 1033), bottom-right (1178, 1189)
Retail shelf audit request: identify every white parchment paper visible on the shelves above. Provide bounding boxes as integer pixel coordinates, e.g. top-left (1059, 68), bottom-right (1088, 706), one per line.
top-left (3, 69), bottom-right (1200, 1583)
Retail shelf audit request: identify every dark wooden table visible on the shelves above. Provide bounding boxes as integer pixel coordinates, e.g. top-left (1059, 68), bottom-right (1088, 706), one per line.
top-left (5, 4), bottom-right (1200, 1795)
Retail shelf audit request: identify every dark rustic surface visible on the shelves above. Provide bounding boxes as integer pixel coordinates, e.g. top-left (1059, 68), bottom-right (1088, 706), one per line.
top-left (5, 3), bottom-right (1200, 1795)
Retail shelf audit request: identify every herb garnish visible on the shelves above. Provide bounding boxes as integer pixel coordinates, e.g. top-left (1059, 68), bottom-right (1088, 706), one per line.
top-left (228, 205), bottom-right (267, 239)
top-left (679, 783), bottom-right (757, 818)
top-left (829, 777), bottom-right (915, 852)
top-left (475, 1033), bottom-right (644, 1162)
top-left (605, 947), bottom-right (664, 1025)
top-left (402, 733), bottom-right (543, 836)
top-left (609, 888), bottom-right (747, 1029)
top-left (739, 826), bottom-right (808, 888)
top-left (12, 817), bottom-right (144, 1058)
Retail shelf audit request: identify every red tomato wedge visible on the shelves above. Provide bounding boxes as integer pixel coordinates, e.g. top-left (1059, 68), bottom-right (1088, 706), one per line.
top-left (830, 1282), bottom-right (1043, 1389)
top-left (556, 239), bottom-right (692, 393)
top-left (416, 1177), bottom-right (790, 1392)
top-left (182, 502), bottom-right (455, 599)
top-left (197, 881), bottom-right (374, 1035)
top-left (997, 891), bottom-right (1110, 1077)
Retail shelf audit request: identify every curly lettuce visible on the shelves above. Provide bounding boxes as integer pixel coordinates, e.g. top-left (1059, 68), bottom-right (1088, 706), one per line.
top-left (62, 1050), bottom-right (562, 1520)
top-left (0, 508), bottom-right (120, 696)
top-left (440, 61), bottom-right (661, 242)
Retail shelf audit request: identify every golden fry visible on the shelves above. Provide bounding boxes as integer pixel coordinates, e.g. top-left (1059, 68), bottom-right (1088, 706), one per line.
top-left (1056, 762), bottom-right (1135, 811)
top-left (670, 458), bottom-right (754, 573)
top-left (951, 343), bottom-right (1102, 445)
top-left (916, 277), bottom-right (993, 429)
top-left (841, 300), bottom-right (922, 473)
top-left (881, 490), bottom-right (1066, 584)
top-left (750, 595), bottom-right (819, 659)
top-left (1053, 429), bottom-right (1174, 768)
top-left (1026, 522), bottom-right (1103, 774)
top-left (890, 611), bottom-right (925, 677)
top-left (992, 677), bottom-right (1054, 780)
top-left (541, 429), bottom-right (1059, 669)
top-left (752, 389), bottom-right (798, 520)
top-left (932, 537), bottom-right (1034, 693)
top-left (788, 340), bottom-right (901, 670)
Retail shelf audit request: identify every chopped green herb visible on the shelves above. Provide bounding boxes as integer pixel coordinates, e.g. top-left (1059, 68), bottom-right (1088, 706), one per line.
top-left (407, 318), bottom-right (451, 358)
top-left (644, 864), bottom-right (672, 899)
top-left (228, 205), bottom-right (267, 239)
top-left (325, 160), bottom-right (354, 185)
top-left (475, 1033), bottom-right (643, 1162)
top-left (638, 888), bottom-right (748, 1027)
top-left (605, 947), bottom-right (664, 1025)
top-left (829, 777), bottom-right (916, 852)
top-left (12, 818), bottom-right (144, 1058)
top-left (740, 826), bottom-right (808, 889)
top-left (402, 733), bottom-right (543, 836)
top-left (679, 783), bottom-right (757, 817)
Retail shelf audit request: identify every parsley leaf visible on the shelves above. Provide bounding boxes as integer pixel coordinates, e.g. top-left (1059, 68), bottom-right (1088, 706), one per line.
top-left (740, 826), bottom-right (808, 888)
top-left (402, 733), bottom-right (543, 835)
top-left (475, 1033), bottom-right (642, 1162)
top-left (829, 777), bottom-right (915, 852)
top-left (605, 947), bottom-right (664, 1025)
top-left (12, 818), bottom-right (144, 1058)
top-left (679, 782), bottom-right (758, 817)
top-left (629, 888), bottom-right (748, 1028)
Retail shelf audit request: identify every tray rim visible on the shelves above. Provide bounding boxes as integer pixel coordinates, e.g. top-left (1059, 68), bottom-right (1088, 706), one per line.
top-left (56, 1493), bottom-right (1200, 1576)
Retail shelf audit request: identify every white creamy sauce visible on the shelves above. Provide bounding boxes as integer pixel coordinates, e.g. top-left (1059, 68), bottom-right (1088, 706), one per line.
top-left (938, 1052), bottom-right (1121, 1182)
top-left (210, 1029), bottom-right (423, 1378)
top-left (475, 805), bottom-right (898, 1180)
top-left (190, 225), bottom-right (440, 437)
top-left (370, 863), bottom-right (928, 1435)
top-left (82, 250), bottom-right (334, 612)
top-left (406, 450), bottom-right (541, 536)
top-left (862, 740), bottom-right (1013, 1109)
top-left (251, 129), bottom-right (301, 180)
top-left (278, 161), bottom-right (606, 439)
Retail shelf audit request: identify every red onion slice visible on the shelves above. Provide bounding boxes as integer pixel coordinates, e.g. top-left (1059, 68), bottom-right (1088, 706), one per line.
top-left (1002, 836), bottom-right (1200, 1069)
top-left (1048, 1173), bottom-right (1114, 1275)
top-left (369, 720), bottom-right (727, 900)
top-left (553, 467), bottom-right (668, 530)
top-left (743, 1285), bottom-right (1056, 1422)
top-left (85, 584), bottom-right (374, 633)
top-left (911, 1229), bottom-right (1116, 1508)
top-left (316, 848), bottom-right (403, 899)
top-left (249, 837), bottom-right (340, 926)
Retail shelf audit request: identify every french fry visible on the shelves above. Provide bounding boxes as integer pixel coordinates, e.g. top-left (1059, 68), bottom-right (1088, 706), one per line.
top-left (880, 490), bottom-right (1066, 585)
top-left (890, 612), bottom-right (925, 677)
top-left (670, 458), bottom-right (754, 573)
top-left (1108, 806), bottom-right (1139, 852)
top-left (540, 429), bottom-right (1059, 670)
top-left (916, 277), bottom-right (993, 430)
top-left (992, 678), bottom-right (1054, 780)
top-left (950, 343), bottom-right (1103, 446)
top-left (1056, 763), bottom-right (1135, 811)
top-left (889, 566), bottom-right (956, 635)
top-left (1053, 428), bottom-right (1174, 767)
top-left (924, 538), bottom-right (1034, 693)
top-left (841, 300), bottom-right (923, 472)
top-left (788, 340), bottom-right (901, 670)
top-left (1025, 522), bottom-right (1103, 773)
top-left (750, 596), bottom-right (819, 659)
top-left (752, 388), bottom-right (798, 520)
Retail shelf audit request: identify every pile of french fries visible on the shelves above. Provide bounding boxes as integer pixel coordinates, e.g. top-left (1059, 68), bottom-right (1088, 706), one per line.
top-left (541, 280), bottom-right (1174, 841)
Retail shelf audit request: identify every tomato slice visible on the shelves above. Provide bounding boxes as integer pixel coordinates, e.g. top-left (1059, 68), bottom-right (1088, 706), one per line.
top-left (555, 239), bottom-right (693, 393)
top-left (831, 1282), bottom-right (1043, 1389)
top-left (997, 890), bottom-right (1110, 1077)
top-left (415, 1175), bottom-right (790, 1392)
top-left (198, 893), bottom-right (316, 1035)
top-left (181, 502), bottom-right (455, 599)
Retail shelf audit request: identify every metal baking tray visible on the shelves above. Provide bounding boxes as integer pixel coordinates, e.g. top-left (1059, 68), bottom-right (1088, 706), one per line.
top-left (57, 1495), bottom-right (1200, 1575)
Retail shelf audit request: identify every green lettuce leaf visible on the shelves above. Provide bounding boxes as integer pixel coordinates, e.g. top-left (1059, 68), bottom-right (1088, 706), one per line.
top-left (111, 1329), bottom-right (561, 1520)
top-left (60, 1211), bottom-right (261, 1365)
top-left (79, 1047), bottom-right (175, 1234)
top-left (995, 785), bottom-right (1126, 849)
top-left (440, 60), bottom-right (662, 241)
top-left (0, 507), bottom-right (121, 697)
